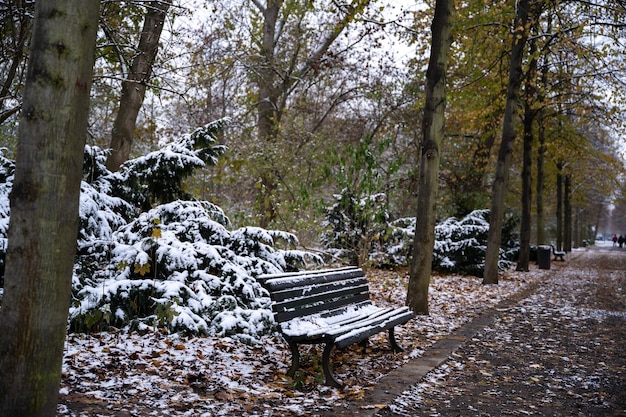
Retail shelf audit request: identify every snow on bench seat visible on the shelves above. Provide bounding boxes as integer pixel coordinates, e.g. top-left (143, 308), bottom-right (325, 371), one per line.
top-left (258, 267), bottom-right (415, 387)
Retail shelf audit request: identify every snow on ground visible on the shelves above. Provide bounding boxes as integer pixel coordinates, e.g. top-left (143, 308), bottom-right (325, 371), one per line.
top-left (385, 245), bottom-right (626, 416)
top-left (58, 267), bottom-right (543, 416)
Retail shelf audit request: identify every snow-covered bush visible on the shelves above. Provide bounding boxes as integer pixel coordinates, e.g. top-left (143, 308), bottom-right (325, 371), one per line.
top-left (1, 120), bottom-right (322, 340)
top-left (70, 200), bottom-right (319, 341)
top-left (369, 216), bottom-right (414, 267)
top-left (432, 209), bottom-right (519, 276)
top-left (323, 197), bottom-right (519, 276)
top-left (321, 188), bottom-right (390, 265)
top-left (0, 148), bottom-right (13, 287)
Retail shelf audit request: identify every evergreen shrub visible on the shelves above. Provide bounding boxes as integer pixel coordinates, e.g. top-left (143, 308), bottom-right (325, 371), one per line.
top-left (0, 121), bottom-right (321, 341)
top-left (322, 192), bottom-right (520, 276)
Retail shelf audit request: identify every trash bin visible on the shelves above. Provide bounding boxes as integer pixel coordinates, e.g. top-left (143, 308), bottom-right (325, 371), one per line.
top-left (537, 245), bottom-right (551, 270)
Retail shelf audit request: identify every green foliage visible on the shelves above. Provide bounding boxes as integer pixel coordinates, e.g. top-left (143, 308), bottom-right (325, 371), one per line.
top-left (323, 199), bottom-right (520, 276)
top-left (321, 188), bottom-right (389, 266)
top-left (0, 121), bottom-right (322, 339)
top-left (118, 119), bottom-right (227, 209)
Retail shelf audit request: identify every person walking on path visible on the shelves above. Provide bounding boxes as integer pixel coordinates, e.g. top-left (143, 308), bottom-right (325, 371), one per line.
top-left (613, 234), bottom-right (618, 246)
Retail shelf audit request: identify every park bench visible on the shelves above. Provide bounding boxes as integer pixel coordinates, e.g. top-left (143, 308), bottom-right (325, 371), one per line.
top-left (551, 244), bottom-right (566, 261)
top-left (257, 266), bottom-right (415, 387)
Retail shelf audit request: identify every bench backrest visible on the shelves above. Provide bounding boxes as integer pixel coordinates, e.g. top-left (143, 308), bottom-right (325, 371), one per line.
top-left (258, 267), bottom-right (370, 323)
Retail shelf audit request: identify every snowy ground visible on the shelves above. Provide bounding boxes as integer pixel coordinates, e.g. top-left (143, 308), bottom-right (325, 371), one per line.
top-left (58, 264), bottom-right (543, 416)
top-left (382, 243), bottom-right (626, 416)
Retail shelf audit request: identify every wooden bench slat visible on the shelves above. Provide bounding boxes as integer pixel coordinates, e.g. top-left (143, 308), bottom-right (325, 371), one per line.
top-left (256, 266), bottom-right (359, 284)
top-left (334, 310), bottom-right (416, 350)
top-left (258, 267), bottom-right (415, 387)
top-left (325, 306), bottom-right (412, 337)
top-left (271, 283), bottom-right (370, 315)
top-left (263, 268), bottom-right (365, 291)
top-left (275, 291), bottom-right (370, 322)
top-left (296, 306), bottom-right (409, 340)
top-left (280, 300), bottom-right (376, 342)
top-left (269, 277), bottom-right (368, 302)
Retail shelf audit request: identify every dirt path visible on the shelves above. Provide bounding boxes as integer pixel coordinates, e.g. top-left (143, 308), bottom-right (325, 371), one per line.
top-left (374, 247), bottom-right (626, 416)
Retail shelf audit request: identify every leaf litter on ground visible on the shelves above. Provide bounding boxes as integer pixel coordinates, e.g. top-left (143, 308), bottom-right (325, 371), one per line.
top-left (58, 267), bottom-right (542, 417)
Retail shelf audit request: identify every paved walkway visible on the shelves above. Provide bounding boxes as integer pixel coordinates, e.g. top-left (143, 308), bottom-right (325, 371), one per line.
top-left (327, 245), bottom-right (626, 416)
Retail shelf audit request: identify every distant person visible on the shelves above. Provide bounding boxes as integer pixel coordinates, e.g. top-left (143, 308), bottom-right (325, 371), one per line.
top-left (619, 235), bottom-right (624, 248)
top-left (613, 234), bottom-right (618, 247)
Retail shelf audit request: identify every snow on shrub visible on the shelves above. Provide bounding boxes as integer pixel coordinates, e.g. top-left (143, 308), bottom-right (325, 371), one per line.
top-left (1, 121), bottom-right (322, 340)
top-left (321, 188), bottom-right (389, 266)
top-left (432, 209), bottom-right (518, 276)
top-left (69, 200), bottom-right (320, 341)
top-left (0, 148), bottom-right (13, 288)
top-left (322, 192), bottom-right (519, 276)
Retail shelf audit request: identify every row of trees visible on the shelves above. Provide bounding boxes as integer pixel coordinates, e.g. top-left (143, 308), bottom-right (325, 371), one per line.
top-left (2, 1), bottom-right (624, 243)
top-left (0, 0), bottom-right (625, 414)
top-left (409, 0), bottom-right (625, 311)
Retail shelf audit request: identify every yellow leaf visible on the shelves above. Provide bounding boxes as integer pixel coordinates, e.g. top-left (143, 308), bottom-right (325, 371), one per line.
top-left (134, 262), bottom-right (151, 276)
top-left (152, 228), bottom-right (162, 238)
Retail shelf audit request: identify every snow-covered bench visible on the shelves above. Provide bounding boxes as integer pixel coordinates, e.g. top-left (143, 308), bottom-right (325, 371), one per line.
top-left (257, 267), bottom-right (415, 387)
top-left (551, 244), bottom-right (566, 261)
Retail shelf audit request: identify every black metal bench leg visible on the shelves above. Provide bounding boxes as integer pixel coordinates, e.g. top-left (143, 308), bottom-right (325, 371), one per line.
top-left (322, 343), bottom-right (342, 388)
top-left (389, 327), bottom-right (404, 353)
top-left (359, 338), bottom-right (369, 353)
top-left (286, 339), bottom-right (300, 377)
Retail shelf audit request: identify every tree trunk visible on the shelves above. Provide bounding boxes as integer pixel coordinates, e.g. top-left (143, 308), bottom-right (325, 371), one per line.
top-left (565, 174), bottom-right (572, 251)
top-left (0, 1), bottom-right (99, 415)
top-left (255, 0), bottom-right (283, 228)
top-left (517, 41), bottom-right (537, 272)
top-left (556, 162), bottom-right (563, 251)
top-left (106, 0), bottom-right (171, 172)
top-left (406, 0), bottom-right (454, 315)
top-left (483, 0), bottom-right (531, 284)
top-left (517, 103), bottom-right (533, 272)
top-left (536, 115), bottom-right (546, 244)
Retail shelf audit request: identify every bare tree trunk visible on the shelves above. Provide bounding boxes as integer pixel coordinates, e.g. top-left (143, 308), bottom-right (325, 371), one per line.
top-left (565, 174), bottom-right (572, 251)
top-left (556, 162), bottom-right (563, 250)
top-left (517, 105), bottom-right (533, 272)
top-left (106, 0), bottom-right (171, 172)
top-left (517, 39), bottom-right (538, 272)
top-left (536, 115), bottom-right (546, 244)
top-left (406, 0), bottom-right (454, 315)
top-left (0, 0), bottom-right (99, 414)
top-left (535, 18), bottom-right (550, 247)
top-left (254, 0), bottom-right (283, 228)
top-left (483, 0), bottom-right (531, 284)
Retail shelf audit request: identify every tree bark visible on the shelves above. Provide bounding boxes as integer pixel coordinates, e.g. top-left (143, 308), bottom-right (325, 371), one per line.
top-left (517, 40), bottom-right (538, 272)
top-left (106, 0), bottom-right (171, 172)
top-left (406, 0), bottom-right (454, 315)
top-left (483, 0), bottom-right (531, 284)
top-left (0, 0), bottom-right (99, 415)
top-left (251, 0), bottom-right (369, 227)
top-left (564, 174), bottom-right (572, 251)
top-left (517, 103), bottom-right (533, 272)
top-left (556, 162), bottom-right (563, 251)
top-left (254, 0), bottom-right (283, 228)
top-left (536, 114), bottom-right (546, 244)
